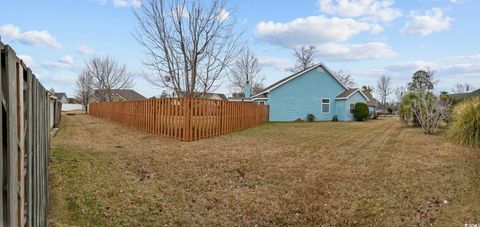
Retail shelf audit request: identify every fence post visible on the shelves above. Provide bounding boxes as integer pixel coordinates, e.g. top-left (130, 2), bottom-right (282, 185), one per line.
top-left (5, 46), bottom-right (19, 227)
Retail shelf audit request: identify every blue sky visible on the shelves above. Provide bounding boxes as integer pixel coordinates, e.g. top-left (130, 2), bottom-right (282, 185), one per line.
top-left (1, 0), bottom-right (479, 101)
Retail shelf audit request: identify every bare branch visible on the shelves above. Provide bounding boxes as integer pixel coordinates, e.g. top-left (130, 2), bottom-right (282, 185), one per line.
top-left (75, 69), bottom-right (93, 113)
top-left (229, 48), bottom-right (265, 95)
top-left (84, 56), bottom-right (134, 102)
top-left (134, 0), bottom-right (243, 96)
top-left (376, 75), bottom-right (392, 106)
top-left (289, 45), bottom-right (317, 73)
top-left (333, 70), bottom-right (356, 88)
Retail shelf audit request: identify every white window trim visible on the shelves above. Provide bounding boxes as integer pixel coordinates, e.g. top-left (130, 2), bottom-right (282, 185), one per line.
top-left (321, 98), bottom-right (330, 114)
top-left (349, 103), bottom-right (355, 114)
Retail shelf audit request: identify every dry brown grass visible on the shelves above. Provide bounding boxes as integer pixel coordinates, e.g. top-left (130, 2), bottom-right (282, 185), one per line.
top-left (49, 114), bottom-right (480, 226)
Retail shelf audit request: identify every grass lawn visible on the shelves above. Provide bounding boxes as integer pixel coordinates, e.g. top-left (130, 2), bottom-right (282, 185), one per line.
top-left (49, 114), bottom-right (480, 226)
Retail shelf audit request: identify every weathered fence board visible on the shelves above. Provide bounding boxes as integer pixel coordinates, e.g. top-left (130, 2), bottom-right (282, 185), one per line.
top-left (89, 98), bottom-right (269, 141)
top-left (1, 42), bottom-right (57, 226)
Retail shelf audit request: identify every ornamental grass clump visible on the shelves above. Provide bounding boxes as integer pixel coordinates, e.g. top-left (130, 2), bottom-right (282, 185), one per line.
top-left (447, 97), bottom-right (480, 148)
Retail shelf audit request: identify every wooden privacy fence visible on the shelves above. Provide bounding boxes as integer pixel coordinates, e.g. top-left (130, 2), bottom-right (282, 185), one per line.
top-left (89, 98), bottom-right (269, 141)
top-left (1, 42), bottom-right (57, 226)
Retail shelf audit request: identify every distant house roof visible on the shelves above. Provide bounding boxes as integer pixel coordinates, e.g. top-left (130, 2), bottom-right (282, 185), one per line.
top-left (92, 89), bottom-right (146, 101)
top-left (363, 91), bottom-right (379, 107)
top-left (112, 89), bottom-right (146, 100)
top-left (176, 91), bottom-right (228, 100)
top-left (252, 94), bottom-right (267, 100)
top-left (449, 88), bottom-right (480, 100)
top-left (54, 92), bottom-right (67, 100)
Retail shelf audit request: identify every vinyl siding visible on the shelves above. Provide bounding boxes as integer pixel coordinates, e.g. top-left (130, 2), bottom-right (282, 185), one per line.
top-left (267, 66), bottom-right (345, 121)
top-left (341, 91), bottom-right (368, 121)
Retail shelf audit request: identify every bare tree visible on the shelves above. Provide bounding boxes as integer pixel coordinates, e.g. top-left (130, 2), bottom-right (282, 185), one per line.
top-left (229, 48), bottom-right (265, 95)
top-left (134, 0), bottom-right (242, 97)
top-left (75, 70), bottom-right (93, 113)
top-left (394, 85), bottom-right (406, 103)
top-left (289, 45), bottom-right (317, 73)
top-left (84, 56), bottom-right (134, 102)
top-left (452, 83), bottom-right (475, 93)
top-left (376, 75), bottom-right (392, 107)
top-left (412, 92), bottom-right (451, 134)
top-left (333, 70), bottom-right (356, 87)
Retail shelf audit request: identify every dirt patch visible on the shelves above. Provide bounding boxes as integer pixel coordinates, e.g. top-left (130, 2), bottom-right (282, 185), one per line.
top-left (49, 115), bottom-right (480, 226)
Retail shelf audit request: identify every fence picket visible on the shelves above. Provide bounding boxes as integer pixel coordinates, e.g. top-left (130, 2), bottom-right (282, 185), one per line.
top-left (89, 98), bottom-right (268, 141)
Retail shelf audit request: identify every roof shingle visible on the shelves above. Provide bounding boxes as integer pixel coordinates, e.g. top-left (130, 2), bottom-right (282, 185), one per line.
top-left (335, 89), bottom-right (358, 99)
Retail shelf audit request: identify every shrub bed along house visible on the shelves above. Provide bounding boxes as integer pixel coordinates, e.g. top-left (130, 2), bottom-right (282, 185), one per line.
top-left (447, 97), bottom-right (480, 148)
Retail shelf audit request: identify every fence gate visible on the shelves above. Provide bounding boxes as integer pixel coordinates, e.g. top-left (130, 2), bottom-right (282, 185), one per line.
top-left (1, 42), bottom-right (55, 226)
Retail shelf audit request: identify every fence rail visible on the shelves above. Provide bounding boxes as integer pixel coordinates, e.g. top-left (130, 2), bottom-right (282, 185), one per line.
top-left (89, 98), bottom-right (269, 141)
top-left (1, 42), bottom-right (56, 226)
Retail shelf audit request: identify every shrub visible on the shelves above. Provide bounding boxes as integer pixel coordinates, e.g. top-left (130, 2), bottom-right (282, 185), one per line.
top-left (398, 92), bottom-right (420, 126)
top-left (353, 102), bottom-right (369, 121)
top-left (447, 97), bottom-right (480, 148)
top-left (306, 114), bottom-right (316, 122)
top-left (411, 91), bottom-right (451, 134)
top-left (387, 108), bottom-right (393, 114)
top-left (294, 118), bottom-right (303, 122)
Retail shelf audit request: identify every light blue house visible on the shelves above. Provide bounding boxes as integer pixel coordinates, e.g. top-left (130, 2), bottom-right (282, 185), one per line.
top-left (251, 63), bottom-right (374, 121)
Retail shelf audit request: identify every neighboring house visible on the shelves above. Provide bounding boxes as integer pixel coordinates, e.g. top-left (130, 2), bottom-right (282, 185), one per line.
top-left (251, 63), bottom-right (371, 121)
top-left (91, 89), bottom-right (146, 102)
top-left (364, 91), bottom-right (379, 118)
top-left (449, 88), bottom-right (480, 101)
top-left (54, 92), bottom-right (69, 104)
top-left (174, 91), bottom-right (228, 100)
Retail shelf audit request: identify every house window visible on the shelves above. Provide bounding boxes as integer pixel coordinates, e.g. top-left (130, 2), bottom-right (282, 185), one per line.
top-left (350, 103), bottom-right (355, 113)
top-left (321, 99), bottom-right (330, 113)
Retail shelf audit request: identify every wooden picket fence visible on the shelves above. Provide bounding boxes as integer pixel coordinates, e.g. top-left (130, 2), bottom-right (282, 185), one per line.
top-left (89, 98), bottom-right (269, 141)
top-left (1, 42), bottom-right (58, 226)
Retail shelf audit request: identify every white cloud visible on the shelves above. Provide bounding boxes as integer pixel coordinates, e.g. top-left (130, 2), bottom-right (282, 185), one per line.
top-left (131, 0), bottom-right (142, 8)
top-left (0, 24), bottom-right (62, 49)
top-left (113, 0), bottom-right (128, 7)
top-left (171, 6), bottom-right (189, 18)
top-left (317, 0), bottom-right (402, 22)
top-left (217, 9), bottom-right (230, 22)
top-left (255, 14), bottom-right (395, 61)
top-left (445, 54), bottom-right (480, 61)
top-left (385, 61), bottom-right (480, 75)
top-left (18, 55), bottom-right (35, 67)
top-left (441, 64), bottom-right (480, 74)
top-left (401, 8), bottom-right (453, 36)
top-left (385, 61), bottom-right (438, 72)
top-left (97, 0), bottom-right (141, 8)
top-left (42, 55), bottom-right (76, 70)
top-left (316, 42), bottom-right (397, 60)
top-left (255, 15), bottom-right (382, 47)
top-left (258, 56), bottom-right (291, 71)
top-left (59, 55), bottom-right (75, 64)
top-left (76, 44), bottom-right (96, 56)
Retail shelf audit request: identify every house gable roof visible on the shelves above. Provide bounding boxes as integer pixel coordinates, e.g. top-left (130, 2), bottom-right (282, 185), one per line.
top-left (112, 89), bottom-right (146, 100)
top-left (93, 89), bottom-right (146, 101)
top-left (54, 92), bottom-right (67, 100)
top-left (251, 63), bottom-right (349, 98)
top-left (335, 88), bottom-right (370, 101)
top-left (363, 91), bottom-right (379, 107)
